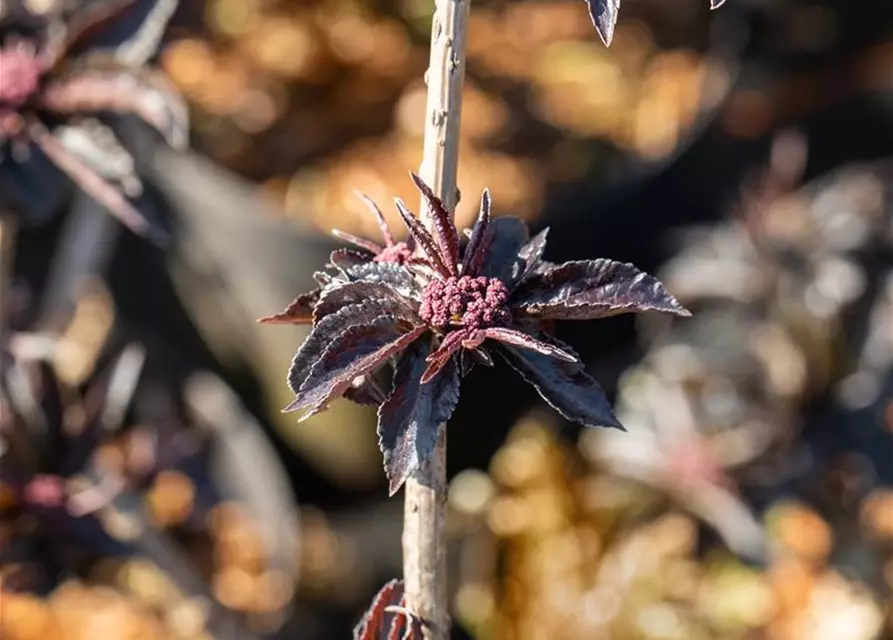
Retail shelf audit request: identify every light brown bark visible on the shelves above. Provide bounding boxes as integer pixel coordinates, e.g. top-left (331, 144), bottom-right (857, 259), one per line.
top-left (402, 0), bottom-right (471, 637)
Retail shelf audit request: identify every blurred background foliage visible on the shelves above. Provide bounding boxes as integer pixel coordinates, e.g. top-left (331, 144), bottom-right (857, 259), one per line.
top-left (5, 0), bottom-right (893, 638)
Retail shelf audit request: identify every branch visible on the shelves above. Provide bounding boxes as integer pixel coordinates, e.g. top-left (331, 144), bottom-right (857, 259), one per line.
top-left (403, 1), bottom-right (471, 638)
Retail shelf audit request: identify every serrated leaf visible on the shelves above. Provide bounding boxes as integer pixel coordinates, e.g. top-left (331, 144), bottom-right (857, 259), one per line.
top-left (313, 271), bottom-right (340, 287)
top-left (353, 579), bottom-right (421, 640)
top-left (344, 366), bottom-right (393, 406)
top-left (514, 259), bottom-right (690, 320)
top-left (378, 338), bottom-right (460, 495)
top-left (29, 120), bottom-right (161, 243)
top-left (332, 228), bottom-right (383, 255)
top-left (472, 347), bottom-right (494, 368)
top-left (354, 190), bottom-right (396, 246)
top-left (517, 227), bottom-right (550, 282)
top-left (528, 259), bottom-right (557, 278)
top-left (329, 247), bottom-right (375, 272)
top-left (462, 188), bottom-right (491, 275)
top-left (478, 217), bottom-right (529, 285)
top-left (394, 198), bottom-right (451, 277)
top-left (43, 0), bottom-right (140, 67)
top-left (112, 0), bottom-right (182, 66)
top-left (39, 66), bottom-right (189, 149)
top-left (459, 350), bottom-right (475, 377)
top-left (499, 336), bottom-right (624, 429)
top-left (258, 288), bottom-right (321, 325)
top-left (314, 281), bottom-right (419, 324)
top-left (287, 299), bottom-right (413, 394)
top-left (421, 329), bottom-right (468, 383)
top-left (410, 172), bottom-right (460, 274)
top-left (346, 262), bottom-right (422, 300)
top-left (287, 320), bottom-right (427, 416)
top-left (586, 0), bottom-right (621, 47)
top-left (480, 327), bottom-right (577, 362)
top-left (458, 344), bottom-right (495, 377)
top-left (54, 121), bottom-right (139, 192)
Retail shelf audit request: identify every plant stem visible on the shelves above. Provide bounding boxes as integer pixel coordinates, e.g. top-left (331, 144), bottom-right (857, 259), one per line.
top-left (402, 430), bottom-right (449, 638)
top-left (403, 0), bottom-right (470, 637)
top-left (417, 0), bottom-right (469, 214)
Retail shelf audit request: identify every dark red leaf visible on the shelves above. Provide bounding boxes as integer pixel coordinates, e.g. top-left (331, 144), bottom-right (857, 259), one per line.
top-left (66, 343), bottom-right (145, 474)
top-left (459, 350), bottom-right (475, 377)
top-left (528, 259), bottom-right (557, 279)
top-left (478, 217), bottom-right (529, 285)
top-left (409, 172), bottom-right (460, 274)
top-left (517, 227), bottom-right (549, 282)
top-left (586, 0), bottom-right (621, 46)
top-left (112, 0), bottom-right (185, 67)
top-left (344, 367), bottom-right (392, 406)
top-left (421, 329), bottom-right (468, 384)
top-left (513, 259), bottom-right (690, 320)
top-left (288, 299), bottom-right (416, 394)
top-left (457, 346), bottom-right (494, 375)
top-left (353, 579), bottom-right (404, 640)
top-left (314, 281), bottom-right (419, 324)
top-left (287, 321), bottom-right (427, 418)
top-left (258, 288), bottom-right (321, 325)
top-left (51, 120), bottom-right (139, 194)
top-left (332, 228), bottom-right (384, 255)
top-left (39, 67), bottom-right (188, 149)
top-left (461, 188), bottom-right (491, 276)
top-left (460, 330), bottom-right (485, 350)
top-left (28, 119), bottom-right (159, 242)
top-left (42, 0), bottom-right (140, 68)
top-left (499, 336), bottom-right (624, 429)
top-left (329, 247), bottom-right (375, 273)
top-left (404, 258), bottom-right (440, 282)
top-left (480, 327), bottom-right (577, 362)
top-left (355, 190), bottom-right (396, 246)
top-left (378, 337), bottom-right (460, 495)
top-left (472, 348), bottom-right (494, 368)
top-left (394, 198), bottom-right (451, 277)
top-left (346, 262), bottom-right (422, 301)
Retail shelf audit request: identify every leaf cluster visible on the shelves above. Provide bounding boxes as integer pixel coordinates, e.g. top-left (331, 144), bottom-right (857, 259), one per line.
top-left (0, 0), bottom-right (185, 242)
top-left (262, 174), bottom-right (690, 494)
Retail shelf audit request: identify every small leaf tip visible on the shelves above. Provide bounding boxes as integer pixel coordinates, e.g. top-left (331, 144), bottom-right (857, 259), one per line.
top-left (388, 479), bottom-right (404, 497)
top-left (281, 401), bottom-right (300, 414)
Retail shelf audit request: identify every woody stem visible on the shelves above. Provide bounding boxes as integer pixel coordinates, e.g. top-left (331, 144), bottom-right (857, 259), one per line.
top-left (402, 0), bottom-right (470, 638)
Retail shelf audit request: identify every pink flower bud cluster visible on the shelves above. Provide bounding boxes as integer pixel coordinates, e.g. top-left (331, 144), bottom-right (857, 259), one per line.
top-left (420, 275), bottom-right (511, 330)
top-left (0, 45), bottom-right (41, 109)
top-left (373, 242), bottom-right (414, 265)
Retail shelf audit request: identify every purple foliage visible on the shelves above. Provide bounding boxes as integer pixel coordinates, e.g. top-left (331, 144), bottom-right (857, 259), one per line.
top-left (262, 173), bottom-right (690, 494)
top-left (0, 1), bottom-right (186, 241)
top-left (353, 578), bottom-right (423, 640)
